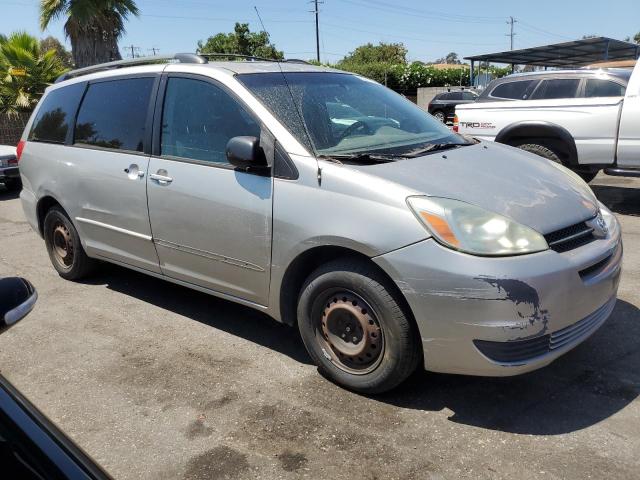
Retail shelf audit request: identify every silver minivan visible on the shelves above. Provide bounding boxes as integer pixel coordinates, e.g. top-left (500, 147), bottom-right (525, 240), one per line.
top-left (18, 54), bottom-right (622, 393)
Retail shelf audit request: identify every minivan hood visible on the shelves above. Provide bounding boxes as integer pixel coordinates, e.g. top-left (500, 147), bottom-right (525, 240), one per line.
top-left (350, 142), bottom-right (598, 234)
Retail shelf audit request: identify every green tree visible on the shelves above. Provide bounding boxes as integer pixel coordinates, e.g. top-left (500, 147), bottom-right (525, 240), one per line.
top-left (0, 31), bottom-right (66, 116)
top-left (434, 52), bottom-right (461, 64)
top-left (634, 32), bottom-right (640, 44)
top-left (40, 36), bottom-right (73, 68)
top-left (39, 0), bottom-right (139, 68)
top-left (197, 23), bottom-right (283, 59)
top-left (338, 42), bottom-right (407, 65)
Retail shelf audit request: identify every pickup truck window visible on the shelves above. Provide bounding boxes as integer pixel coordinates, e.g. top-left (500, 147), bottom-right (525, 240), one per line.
top-left (584, 79), bottom-right (626, 98)
top-left (490, 80), bottom-right (536, 100)
top-left (530, 79), bottom-right (580, 100)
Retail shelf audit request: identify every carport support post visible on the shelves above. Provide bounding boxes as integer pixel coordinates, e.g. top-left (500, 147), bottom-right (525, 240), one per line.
top-left (470, 60), bottom-right (475, 87)
top-left (511, 63), bottom-right (515, 74)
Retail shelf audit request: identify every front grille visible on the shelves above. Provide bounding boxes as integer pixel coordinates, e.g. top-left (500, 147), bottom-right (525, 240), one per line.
top-left (473, 297), bottom-right (615, 364)
top-left (544, 221), bottom-right (595, 253)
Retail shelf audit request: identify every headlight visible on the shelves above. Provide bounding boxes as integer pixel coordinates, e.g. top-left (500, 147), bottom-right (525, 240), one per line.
top-left (407, 196), bottom-right (548, 256)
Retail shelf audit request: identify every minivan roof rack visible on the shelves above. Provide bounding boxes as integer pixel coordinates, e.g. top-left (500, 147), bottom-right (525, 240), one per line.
top-left (198, 53), bottom-right (310, 65)
top-left (55, 53), bottom-right (207, 83)
top-left (55, 52), bottom-right (311, 83)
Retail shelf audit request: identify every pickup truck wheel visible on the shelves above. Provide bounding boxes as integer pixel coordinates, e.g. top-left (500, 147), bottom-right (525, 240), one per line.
top-left (44, 206), bottom-right (97, 280)
top-left (516, 143), bottom-right (562, 164)
top-left (297, 258), bottom-right (421, 394)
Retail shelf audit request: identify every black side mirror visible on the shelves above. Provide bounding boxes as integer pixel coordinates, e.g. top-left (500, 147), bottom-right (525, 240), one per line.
top-left (226, 136), bottom-right (269, 171)
top-left (0, 277), bottom-right (37, 334)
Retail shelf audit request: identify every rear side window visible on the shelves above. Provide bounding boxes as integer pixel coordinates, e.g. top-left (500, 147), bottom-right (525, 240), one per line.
top-left (530, 79), bottom-right (580, 100)
top-left (490, 80), bottom-right (536, 100)
top-left (462, 91), bottom-right (477, 100)
top-left (448, 92), bottom-right (463, 100)
top-left (584, 79), bottom-right (626, 97)
top-left (29, 83), bottom-right (85, 144)
top-left (74, 77), bottom-right (154, 152)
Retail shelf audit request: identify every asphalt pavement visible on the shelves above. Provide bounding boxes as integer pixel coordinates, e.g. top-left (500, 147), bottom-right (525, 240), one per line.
top-left (0, 172), bottom-right (639, 479)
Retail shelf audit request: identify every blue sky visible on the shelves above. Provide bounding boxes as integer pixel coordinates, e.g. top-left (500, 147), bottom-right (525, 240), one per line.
top-left (1, 0), bottom-right (638, 63)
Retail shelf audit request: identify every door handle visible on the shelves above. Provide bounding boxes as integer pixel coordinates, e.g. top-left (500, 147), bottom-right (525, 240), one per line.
top-left (150, 172), bottom-right (173, 185)
top-left (124, 165), bottom-right (145, 179)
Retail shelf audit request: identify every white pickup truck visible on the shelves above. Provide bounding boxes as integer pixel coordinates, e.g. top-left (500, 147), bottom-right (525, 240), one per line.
top-left (454, 64), bottom-right (640, 182)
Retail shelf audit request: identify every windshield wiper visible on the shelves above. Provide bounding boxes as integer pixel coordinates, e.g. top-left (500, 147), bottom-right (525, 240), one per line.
top-left (399, 143), bottom-right (471, 158)
top-left (318, 153), bottom-right (399, 164)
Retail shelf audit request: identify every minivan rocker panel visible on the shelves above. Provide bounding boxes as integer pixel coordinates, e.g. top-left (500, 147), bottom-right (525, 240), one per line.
top-left (18, 58), bottom-right (622, 393)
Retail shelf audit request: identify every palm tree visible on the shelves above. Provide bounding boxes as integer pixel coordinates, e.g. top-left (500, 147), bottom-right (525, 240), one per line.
top-left (39, 0), bottom-right (139, 68)
top-left (0, 31), bottom-right (66, 117)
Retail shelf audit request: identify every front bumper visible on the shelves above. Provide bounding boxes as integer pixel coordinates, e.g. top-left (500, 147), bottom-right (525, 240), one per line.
top-left (374, 217), bottom-right (622, 376)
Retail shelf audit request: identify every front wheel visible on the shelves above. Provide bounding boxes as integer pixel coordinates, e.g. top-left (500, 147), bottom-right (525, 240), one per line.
top-left (297, 258), bottom-right (421, 393)
top-left (515, 142), bottom-right (598, 183)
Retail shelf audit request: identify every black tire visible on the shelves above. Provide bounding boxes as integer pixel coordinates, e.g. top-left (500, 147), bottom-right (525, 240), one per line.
top-left (432, 110), bottom-right (446, 123)
top-left (515, 142), bottom-right (598, 183)
top-left (297, 258), bottom-right (421, 394)
top-left (43, 206), bottom-right (96, 280)
top-left (516, 142), bottom-right (562, 164)
top-left (3, 178), bottom-right (21, 191)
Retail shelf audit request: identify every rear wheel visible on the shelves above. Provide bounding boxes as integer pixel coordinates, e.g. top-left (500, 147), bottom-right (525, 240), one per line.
top-left (514, 141), bottom-right (599, 183)
top-left (44, 206), bottom-right (96, 280)
top-left (297, 258), bottom-right (421, 393)
top-left (432, 110), bottom-right (446, 123)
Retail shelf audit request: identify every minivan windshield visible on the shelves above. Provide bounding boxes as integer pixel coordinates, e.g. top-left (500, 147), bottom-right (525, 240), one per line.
top-left (238, 72), bottom-right (469, 159)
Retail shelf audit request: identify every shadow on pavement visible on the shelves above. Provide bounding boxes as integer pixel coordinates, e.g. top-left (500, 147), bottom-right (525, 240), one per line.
top-left (378, 299), bottom-right (640, 435)
top-left (84, 263), bottom-right (313, 366)
top-left (592, 183), bottom-right (640, 217)
top-left (85, 263), bottom-right (638, 436)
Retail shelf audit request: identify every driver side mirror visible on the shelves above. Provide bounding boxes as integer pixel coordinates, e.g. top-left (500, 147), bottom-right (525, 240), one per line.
top-left (226, 136), bottom-right (269, 171)
top-left (0, 277), bottom-right (37, 334)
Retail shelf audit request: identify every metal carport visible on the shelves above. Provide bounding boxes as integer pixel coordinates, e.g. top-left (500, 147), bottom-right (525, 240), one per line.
top-left (465, 37), bottom-right (640, 85)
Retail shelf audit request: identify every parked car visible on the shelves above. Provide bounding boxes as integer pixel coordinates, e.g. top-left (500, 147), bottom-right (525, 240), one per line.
top-left (0, 145), bottom-right (21, 191)
top-left (17, 54), bottom-right (622, 393)
top-left (427, 90), bottom-right (477, 123)
top-left (455, 66), bottom-right (639, 182)
top-left (0, 277), bottom-right (110, 479)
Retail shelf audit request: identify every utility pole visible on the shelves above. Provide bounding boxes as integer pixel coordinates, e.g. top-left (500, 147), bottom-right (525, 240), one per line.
top-left (506, 16), bottom-right (517, 73)
top-left (507, 16), bottom-right (517, 50)
top-left (124, 45), bottom-right (140, 58)
top-left (148, 47), bottom-right (160, 56)
top-left (310, 0), bottom-right (323, 62)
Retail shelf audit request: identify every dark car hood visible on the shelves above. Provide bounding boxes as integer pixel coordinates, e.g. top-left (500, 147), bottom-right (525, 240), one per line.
top-left (350, 141), bottom-right (598, 234)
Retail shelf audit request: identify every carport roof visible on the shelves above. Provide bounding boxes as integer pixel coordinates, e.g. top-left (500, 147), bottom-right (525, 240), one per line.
top-left (465, 37), bottom-right (640, 67)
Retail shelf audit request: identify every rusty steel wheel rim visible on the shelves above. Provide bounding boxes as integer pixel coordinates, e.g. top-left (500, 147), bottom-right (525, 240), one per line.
top-left (51, 221), bottom-right (74, 269)
top-left (316, 291), bottom-right (384, 375)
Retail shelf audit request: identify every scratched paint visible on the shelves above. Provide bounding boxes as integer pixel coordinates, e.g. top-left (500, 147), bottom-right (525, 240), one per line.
top-left (474, 276), bottom-right (550, 338)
